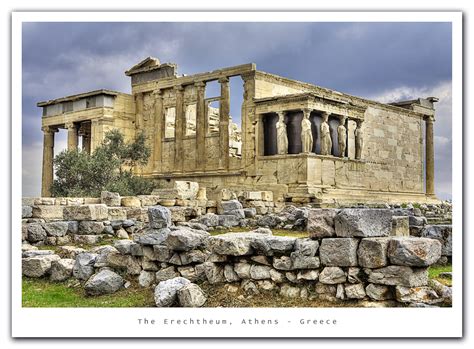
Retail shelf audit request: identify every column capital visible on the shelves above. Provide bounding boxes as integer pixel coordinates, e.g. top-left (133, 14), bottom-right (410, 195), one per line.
top-left (302, 108), bottom-right (311, 118)
top-left (276, 111), bottom-right (286, 118)
top-left (65, 122), bottom-right (76, 129)
top-left (174, 84), bottom-right (184, 92)
top-left (152, 88), bottom-right (164, 97)
top-left (241, 71), bottom-right (256, 81)
top-left (425, 115), bottom-right (435, 123)
top-left (195, 81), bottom-right (206, 89)
top-left (41, 126), bottom-right (58, 134)
top-left (135, 92), bottom-right (144, 98)
top-left (218, 76), bottom-right (229, 83)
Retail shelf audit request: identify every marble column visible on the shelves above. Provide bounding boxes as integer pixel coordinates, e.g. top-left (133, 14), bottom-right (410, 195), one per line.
top-left (425, 116), bottom-right (435, 195)
top-left (195, 81), bottom-right (206, 170)
top-left (174, 85), bottom-right (185, 172)
top-left (219, 77), bottom-right (230, 170)
top-left (355, 119), bottom-right (364, 160)
top-left (66, 122), bottom-right (78, 151)
top-left (153, 89), bottom-right (164, 172)
top-left (41, 126), bottom-right (57, 197)
top-left (135, 92), bottom-right (144, 130)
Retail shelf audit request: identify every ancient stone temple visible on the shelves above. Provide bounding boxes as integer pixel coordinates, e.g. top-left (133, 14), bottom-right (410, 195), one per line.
top-left (38, 57), bottom-right (439, 205)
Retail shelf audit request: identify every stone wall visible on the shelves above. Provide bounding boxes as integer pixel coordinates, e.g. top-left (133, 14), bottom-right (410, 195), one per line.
top-left (22, 200), bottom-right (452, 308)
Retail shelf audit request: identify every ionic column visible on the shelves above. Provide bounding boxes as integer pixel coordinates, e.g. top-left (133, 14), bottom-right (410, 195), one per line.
top-left (218, 77), bottom-right (230, 170)
top-left (153, 89), bottom-right (164, 172)
top-left (355, 119), bottom-right (364, 160)
top-left (174, 85), bottom-right (185, 172)
top-left (425, 116), bottom-right (435, 195)
top-left (65, 122), bottom-right (78, 151)
top-left (135, 92), bottom-right (144, 130)
top-left (195, 81), bottom-right (206, 170)
top-left (41, 126), bottom-right (57, 197)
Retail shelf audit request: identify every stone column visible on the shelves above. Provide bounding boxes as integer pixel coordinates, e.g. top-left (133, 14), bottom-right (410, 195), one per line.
top-left (355, 119), bottom-right (364, 160)
top-left (82, 135), bottom-right (91, 154)
top-left (425, 116), bottom-right (435, 195)
top-left (241, 71), bottom-right (256, 174)
top-left (195, 81), bottom-right (206, 171)
top-left (134, 92), bottom-right (144, 131)
top-left (41, 126), bottom-right (57, 197)
top-left (153, 89), bottom-right (164, 173)
top-left (66, 122), bottom-right (78, 151)
top-left (174, 85), bottom-right (185, 172)
top-left (218, 77), bottom-right (230, 170)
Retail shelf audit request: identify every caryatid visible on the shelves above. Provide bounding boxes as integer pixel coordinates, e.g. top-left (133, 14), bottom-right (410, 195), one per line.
top-left (301, 109), bottom-right (313, 153)
top-left (276, 111), bottom-right (288, 155)
top-left (337, 116), bottom-right (347, 157)
top-left (320, 112), bottom-right (332, 155)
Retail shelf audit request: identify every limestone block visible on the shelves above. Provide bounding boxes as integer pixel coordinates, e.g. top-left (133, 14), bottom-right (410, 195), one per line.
top-left (113, 239), bottom-right (135, 255)
top-left (156, 266), bottom-right (179, 282)
top-left (233, 262), bottom-right (251, 279)
top-left (126, 207), bottom-right (148, 222)
top-left (217, 215), bottom-right (241, 228)
top-left (32, 205), bottom-right (64, 221)
top-left (22, 254), bottom-right (60, 277)
top-left (178, 283), bottom-right (207, 307)
top-left (22, 206), bottom-right (33, 218)
top-left (318, 267), bottom-right (346, 284)
top-left (307, 209), bottom-right (337, 238)
top-left (357, 237), bottom-right (390, 268)
top-left (395, 286), bottom-right (440, 304)
top-left (42, 221), bottom-right (69, 237)
top-left (180, 250), bottom-right (208, 265)
top-left (365, 284), bottom-right (393, 301)
top-left (27, 223), bottom-right (47, 243)
top-left (138, 270), bottom-right (156, 287)
top-left (251, 235), bottom-right (296, 256)
top-left (335, 209), bottom-right (392, 237)
top-left (218, 188), bottom-right (237, 201)
top-left (121, 196), bottom-right (142, 207)
top-left (134, 228), bottom-right (170, 245)
top-left (137, 195), bottom-right (160, 207)
top-left (203, 262), bottom-right (225, 284)
top-left (107, 207), bottom-right (128, 221)
top-left (296, 270), bottom-right (319, 281)
top-left (320, 238), bottom-right (358, 267)
top-left (56, 246), bottom-right (86, 259)
top-left (387, 237), bottom-right (442, 267)
top-left (290, 253), bottom-right (321, 269)
top-left (84, 198), bottom-right (101, 204)
top-left (196, 188), bottom-right (207, 201)
top-left (280, 284), bottom-right (301, 298)
top-left (391, 216), bottom-right (409, 236)
top-left (164, 228), bottom-right (209, 252)
top-left (261, 191), bottom-right (274, 202)
top-left (63, 204), bottom-right (108, 221)
top-left (106, 252), bottom-right (141, 275)
top-left (154, 277), bottom-right (191, 307)
top-left (22, 198), bottom-right (37, 206)
top-left (73, 253), bottom-right (98, 280)
top-left (365, 266), bottom-right (428, 287)
top-left (272, 256), bottom-right (293, 271)
top-left (249, 265), bottom-right (272, 280)
top-left (420, 225), bottom-right (452, 256)
top-left (148, 206), bottom-right (172, 229)
top-left (217, 200), bottom-right (245, 218)
top-left (50, 258), bottom-right (75, 282)
top-left (244, 191), bottom-right (262, 201)
top-left (294, 239), bottom-right (319, 257)
top-left (73, 234), bottom-right (104, 245)
top-left (344, 283), bottom-right (366, 299)
top-left (78, 221), bottom-right (105, 235)
top-left (208, 232), bottom-right (264, 256)
top-left (100, 191), bottom-right (121, 207)
top-left (158, 199), bottom-right (176, 207)
top-left (34, 198), bottom-right (56, 205)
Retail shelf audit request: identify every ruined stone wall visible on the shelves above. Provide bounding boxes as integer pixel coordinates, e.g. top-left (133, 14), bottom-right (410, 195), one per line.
top-left (22, 203), bottom-right (452, 307)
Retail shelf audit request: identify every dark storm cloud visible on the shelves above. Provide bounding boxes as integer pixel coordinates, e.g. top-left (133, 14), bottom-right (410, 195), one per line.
top-left (22, 22), bottom-right (452, 198)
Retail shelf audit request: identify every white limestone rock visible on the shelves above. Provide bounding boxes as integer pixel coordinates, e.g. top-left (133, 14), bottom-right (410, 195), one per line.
top-left (148, 205), bottom-right (172, 229)
top-left (335, 209), bottom-right (392, 237)
top-left (387, 237), bottom-right (442, 267)
top-left (84, 270), bottom-right (124, 296)
top-left (177, 283), bottom-right (207, 307)
top-left (320, 238), bottom-right (358, 267)
top-left (154, 277), bottom-right (191, 307)
top-left (50, 258), bottom-right (75, 281)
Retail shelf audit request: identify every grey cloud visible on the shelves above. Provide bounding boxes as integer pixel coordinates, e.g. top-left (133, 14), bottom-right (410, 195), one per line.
top-left (22, 22), bottom-right (452, 198)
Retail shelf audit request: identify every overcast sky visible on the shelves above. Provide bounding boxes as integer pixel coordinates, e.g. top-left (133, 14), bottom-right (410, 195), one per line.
top-left (22, 22), bottom-right (452, 199)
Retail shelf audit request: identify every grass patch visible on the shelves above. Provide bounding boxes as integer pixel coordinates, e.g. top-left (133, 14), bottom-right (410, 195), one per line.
top-left (22, 277), bottom-right (155, 307)
top-left (210, 227), bottom-right (308, 238)
top-left (428, 264), bottom-right (452, 286)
